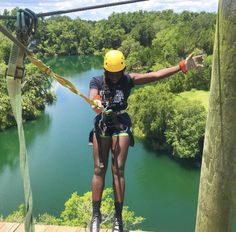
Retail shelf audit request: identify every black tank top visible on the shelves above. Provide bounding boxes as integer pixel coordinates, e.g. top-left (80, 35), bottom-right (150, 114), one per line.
top-left (89, 73), bottom-right (134, 111)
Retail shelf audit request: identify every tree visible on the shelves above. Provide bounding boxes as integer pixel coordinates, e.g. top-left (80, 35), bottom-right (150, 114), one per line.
top-left (91, 20), bottom-right (125, 51)
top-left (21, 63), bottom-right (55, 120)
top-left (0, 62), bottom-right (15, 130)
top-left (1, 8), bottom-right (18, 32)
top-left (195, 1), bottom-right (236, 231)
top-left (0, 33), bottom-right (11, 63)
top-left (128, 84), bottom-right (207, 158)
top-left (128, 84), bottom-right (175, 150)
top-left (165, 98), bottom-right (206, 158)
top-left (0, 60), bottom-right (54, 130)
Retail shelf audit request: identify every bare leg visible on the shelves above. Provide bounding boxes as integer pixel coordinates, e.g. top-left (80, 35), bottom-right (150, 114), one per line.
top-left (92, 133), bottom-right (111, 201)
top-left (111, 135), bottom-right (129, 232)
top-left (111, 135), bottom-right (130, 202)
top-left (90, 133), bottom-right (111, 232)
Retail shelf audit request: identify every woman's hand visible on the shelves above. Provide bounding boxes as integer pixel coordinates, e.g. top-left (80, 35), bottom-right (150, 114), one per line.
top-left (179, 52), bottom-right (204, 73)
top-left (185, 52), bottom-right (204, 70)
top-left (91, 95), bottom-right (103, 113)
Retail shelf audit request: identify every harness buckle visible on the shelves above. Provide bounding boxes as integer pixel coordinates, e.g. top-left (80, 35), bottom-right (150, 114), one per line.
top-left (5, 66), bottom-right (25, 80)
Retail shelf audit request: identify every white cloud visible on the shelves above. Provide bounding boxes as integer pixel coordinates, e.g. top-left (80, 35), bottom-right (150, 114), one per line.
top-left (0, 0), bottom-right (218, 20)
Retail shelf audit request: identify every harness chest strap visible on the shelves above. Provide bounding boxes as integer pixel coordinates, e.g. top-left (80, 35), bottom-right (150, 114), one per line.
top-left (115, 110), bottom-right (126, 115)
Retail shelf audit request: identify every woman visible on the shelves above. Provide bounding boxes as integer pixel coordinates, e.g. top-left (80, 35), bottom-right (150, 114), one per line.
top-left (89, 50), bottom-right (203, 232)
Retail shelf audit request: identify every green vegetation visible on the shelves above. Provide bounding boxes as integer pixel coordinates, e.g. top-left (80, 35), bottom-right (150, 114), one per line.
top-left (177, 89), bottom-right (209, 110)
top-left (0, 188), bottom-right (144, 230)
top-left (166, 90), bottom-right (209, 158)
top-left (0, 9), bottom-right (215, 158)
top-left (0, 61), bottom-right (55, 130)
top-left (128, 87), bottom-right (208, 158)
top-left (165, 97), bottom-right (206, 158)
top-left (128, 84), bottom-right (175, 150)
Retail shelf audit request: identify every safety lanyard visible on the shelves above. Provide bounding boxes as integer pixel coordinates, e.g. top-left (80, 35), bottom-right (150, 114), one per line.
top-left (5, 10), bottom-right (36, 232)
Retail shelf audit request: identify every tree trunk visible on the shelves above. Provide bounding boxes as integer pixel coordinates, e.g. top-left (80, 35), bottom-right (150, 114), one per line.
top-left (195, 0), bottom-right (236, 232)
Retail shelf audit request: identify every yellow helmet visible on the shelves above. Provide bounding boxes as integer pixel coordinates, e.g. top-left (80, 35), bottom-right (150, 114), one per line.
top-left (104, 50), bottom-right (126, 72)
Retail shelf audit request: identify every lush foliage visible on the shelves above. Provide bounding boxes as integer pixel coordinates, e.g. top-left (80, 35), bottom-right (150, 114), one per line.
top-left (0, 9), bottom-right (56, 131)
top-left (2, 188), bottom-right (144, 230)
top-left (4, 204), bottom-right (25, 223)
top-left (165, 96), bottom-right (206, 158)
top-left (0, 63), bottom-right (15, 129)
top-left (31, 10), bottom-right (214, 92)
top-left (177, 89), bottom-right (209, 110)
top-left (21, 64), bottom-right (55, 120)
top-left (0, 9), bottom-right (55, 130)
top-left (128, 84), bottom-right (175, 150)
top-left (0, 61), bottom-right (55, 130)
top-left (128, 86), bottom-right (207, 158)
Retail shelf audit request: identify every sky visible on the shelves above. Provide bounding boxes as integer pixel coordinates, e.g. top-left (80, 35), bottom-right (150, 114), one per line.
top-left (0, 0), bottom-right (218, 21)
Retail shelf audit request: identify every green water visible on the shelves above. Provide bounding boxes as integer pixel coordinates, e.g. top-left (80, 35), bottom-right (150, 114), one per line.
top-left (0, 56), bottom-right (235, 232)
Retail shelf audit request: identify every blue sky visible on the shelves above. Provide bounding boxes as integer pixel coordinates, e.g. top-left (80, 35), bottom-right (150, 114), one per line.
top-left (0, 0), bottom-right (218, 20)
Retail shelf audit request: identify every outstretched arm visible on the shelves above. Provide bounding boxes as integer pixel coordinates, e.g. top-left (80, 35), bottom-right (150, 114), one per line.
top-left (130, 65), bottom-right (180, 85)
top-left (130, 53), bottom-right (204, 85)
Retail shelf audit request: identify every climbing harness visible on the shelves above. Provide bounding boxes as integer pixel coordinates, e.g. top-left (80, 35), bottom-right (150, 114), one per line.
top-left (93, 77), bottom-right (133, 168)
top-left (5, 9), bottom-right (38, 232)
top-left (94, 91), bottom-right (111, 168)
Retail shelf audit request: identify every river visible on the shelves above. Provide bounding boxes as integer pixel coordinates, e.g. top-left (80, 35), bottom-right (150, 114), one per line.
top-left (0, 55), bottom-right (235, 232)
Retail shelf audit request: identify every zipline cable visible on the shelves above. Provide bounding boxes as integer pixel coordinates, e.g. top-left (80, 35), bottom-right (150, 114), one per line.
top-left (0, 0), bottom-right (149, 20)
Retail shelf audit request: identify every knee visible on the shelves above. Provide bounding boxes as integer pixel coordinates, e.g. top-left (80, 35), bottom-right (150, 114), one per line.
top-left (94, 166), bottom-right (105, 177)
top-left (113, 166), bottom-right (125, 178)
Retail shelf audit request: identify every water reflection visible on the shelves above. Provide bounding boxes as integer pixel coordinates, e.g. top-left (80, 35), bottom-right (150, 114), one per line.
top-left (44, 55), bottom-right (103, 77)
top-left (140, 137), bottom-right (201, 169)
top-left (0, 129), bottom-right (19, 172)
top-left (0, 112), bottom-right (52, 174)
top-left (0, 54), bottom-right (101, 190)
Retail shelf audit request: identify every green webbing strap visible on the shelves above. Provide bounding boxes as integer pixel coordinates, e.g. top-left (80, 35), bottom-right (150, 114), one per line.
top-left (6, 44), bottom-right (34, 232)
top-left (6, 12), bottom-right (34, 232)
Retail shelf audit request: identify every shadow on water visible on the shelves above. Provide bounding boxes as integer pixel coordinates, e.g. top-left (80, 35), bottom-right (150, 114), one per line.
top-left (139, 137), bottom-right (202, 170)
top-left (171, 155), bottom-right (202, 170)
top-left (0, 129), bottom-right (19, 172)
top-left (44, 55), bottom-right (103, 76)
top-left (0, 112), bottom-right (52, 174)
